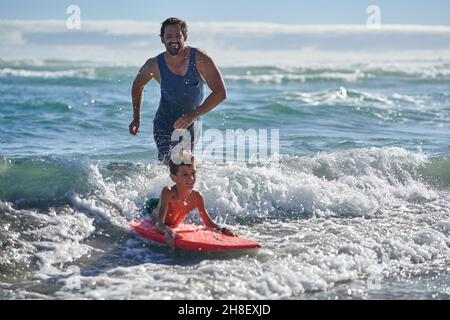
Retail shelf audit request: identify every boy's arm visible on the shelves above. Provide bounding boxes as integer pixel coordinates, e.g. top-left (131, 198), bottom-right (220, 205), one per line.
top-left (196, 192), bottom-right (237, 237)
top-left (155, 188), bottom-right (180, 246)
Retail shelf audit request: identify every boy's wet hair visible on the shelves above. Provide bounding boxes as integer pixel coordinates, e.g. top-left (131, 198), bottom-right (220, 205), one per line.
top-left (169, 151), bottom-right (196, 175)
top-left (160, 17), bottom-right (188, 39)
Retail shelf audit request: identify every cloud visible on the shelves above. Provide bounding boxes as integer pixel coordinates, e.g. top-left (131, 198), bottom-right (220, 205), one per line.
top-left (0, 30), bottom-right (25, 45)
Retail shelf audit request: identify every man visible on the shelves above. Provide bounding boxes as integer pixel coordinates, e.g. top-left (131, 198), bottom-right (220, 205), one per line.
top-left (129, 17), bottom-right (227, 163)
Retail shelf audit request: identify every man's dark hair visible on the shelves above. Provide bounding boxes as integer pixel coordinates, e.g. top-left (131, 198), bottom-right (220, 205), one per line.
top-left (160, 17), bottom-right (188, 39)
top-left (169, 151), bottom-right (196, 175)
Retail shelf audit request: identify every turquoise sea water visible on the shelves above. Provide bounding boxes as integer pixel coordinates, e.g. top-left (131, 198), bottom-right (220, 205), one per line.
top-left (1, 58), bottom-right (450, 299)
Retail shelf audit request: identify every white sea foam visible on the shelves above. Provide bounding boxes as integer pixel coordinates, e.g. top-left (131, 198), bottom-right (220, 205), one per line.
top-left (224, 70), bottom-right (370, 83)
top-left (38, 202), bottom-right (450, 299)
top-left (5, 148), bottom-right (450, 299)
top-left (0, 203), bottom-right (96, 281)
top-left (39, 147), bottom-right (441, 225)
top-left (283, 87), bottom-right (434, 113)
top-left (18, 147), bottom-right (429, 224)
top-left (0, 67), bottom-right (96, 79)
top-left (0, 203), bottom-right (36, 275)
top-left (19, 208), bottom-right (97, 277)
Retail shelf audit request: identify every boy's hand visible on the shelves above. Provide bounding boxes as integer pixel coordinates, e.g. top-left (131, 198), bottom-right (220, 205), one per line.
top-left (164, 229), bottom-right (181, 247)
top-left (219, 227), bottom-right (237, 237)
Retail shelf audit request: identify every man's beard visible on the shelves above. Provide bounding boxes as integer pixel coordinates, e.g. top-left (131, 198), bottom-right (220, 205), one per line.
top-left (166, 42), bottom-right (184, 56)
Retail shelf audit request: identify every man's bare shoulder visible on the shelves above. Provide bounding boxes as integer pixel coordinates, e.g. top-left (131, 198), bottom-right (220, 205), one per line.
top-left (135, 56), bottom-right (161, 84)
top-left (141, 57), bottom-right (158, 73)
top-left (195, 49), bottom-right (215, 65)
top-left (195, 49), bottom-right (220, 83)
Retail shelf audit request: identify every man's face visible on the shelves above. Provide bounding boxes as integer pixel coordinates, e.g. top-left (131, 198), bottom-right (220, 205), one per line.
top-left (161, 24), bottom-right (186, 56)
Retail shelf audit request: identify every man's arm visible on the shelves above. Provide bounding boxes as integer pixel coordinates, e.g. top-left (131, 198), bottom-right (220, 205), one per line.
top-left (173, 50), bottom-right (227, 129)
top-left (129, 58), bottom-right (156, 135)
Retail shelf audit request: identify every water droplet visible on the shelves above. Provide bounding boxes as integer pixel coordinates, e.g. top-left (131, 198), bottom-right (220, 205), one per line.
top-left (91, 99), bottom-right (96, 104)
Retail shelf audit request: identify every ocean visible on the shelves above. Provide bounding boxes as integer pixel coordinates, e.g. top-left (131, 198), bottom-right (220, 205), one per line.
top-left (1, 21), bottom-right (450, 299)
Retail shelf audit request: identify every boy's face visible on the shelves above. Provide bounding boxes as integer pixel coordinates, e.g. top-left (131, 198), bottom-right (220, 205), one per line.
top-left (171, 164), bottom-right (196, 189)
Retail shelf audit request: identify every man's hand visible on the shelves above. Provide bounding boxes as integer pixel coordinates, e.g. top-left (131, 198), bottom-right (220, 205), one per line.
top-left (129, 118), bottom-right (141, 135)
top-left (173, 113), bottom-right (196, 130)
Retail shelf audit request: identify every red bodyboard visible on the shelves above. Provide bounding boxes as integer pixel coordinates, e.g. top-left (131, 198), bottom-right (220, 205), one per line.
top-left (131, 220), bottom-right (262, 252)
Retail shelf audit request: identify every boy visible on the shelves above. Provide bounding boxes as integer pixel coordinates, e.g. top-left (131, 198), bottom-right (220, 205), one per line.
top-left (147, 152), bottom-right (236, 247)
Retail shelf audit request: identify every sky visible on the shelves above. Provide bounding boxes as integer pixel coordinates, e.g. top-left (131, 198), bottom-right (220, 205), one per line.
top-left (1, 0), bottom-right (450, 25)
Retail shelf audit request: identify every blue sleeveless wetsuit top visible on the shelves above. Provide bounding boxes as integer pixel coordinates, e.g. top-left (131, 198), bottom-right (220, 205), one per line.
top-left (154, 47), bottom-right (205, 161)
